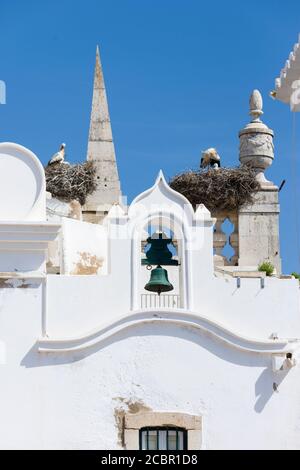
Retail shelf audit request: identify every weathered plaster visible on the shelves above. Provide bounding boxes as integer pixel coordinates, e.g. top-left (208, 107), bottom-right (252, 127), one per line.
top-left (71, 252), bottom-right (103, 275)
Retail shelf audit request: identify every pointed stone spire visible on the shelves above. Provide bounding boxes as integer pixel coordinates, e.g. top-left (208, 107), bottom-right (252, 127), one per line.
top-left (83, 46), bottom-right (122, 224)
top-left (238, 90), bottom-right (281, 275)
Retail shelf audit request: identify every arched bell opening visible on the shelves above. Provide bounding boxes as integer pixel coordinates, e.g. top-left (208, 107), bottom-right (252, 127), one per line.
top-left (136, 213), bottom-right (187, 310)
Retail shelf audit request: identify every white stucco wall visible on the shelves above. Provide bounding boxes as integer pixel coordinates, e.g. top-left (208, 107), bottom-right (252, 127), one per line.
top-left (61, 218), bottom-right (108, 275)
top-left (1, 299), bottom-right (300, 450)
top-left (1, 149), bottom-right (300, 450)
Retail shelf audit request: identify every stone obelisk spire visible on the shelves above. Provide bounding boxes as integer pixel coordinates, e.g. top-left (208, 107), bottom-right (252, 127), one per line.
top-left (83, 46), bottom-right (122, 224)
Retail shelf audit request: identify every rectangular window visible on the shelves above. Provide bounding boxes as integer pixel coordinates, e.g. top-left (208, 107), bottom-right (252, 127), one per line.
top-left (139, 427), bottom-right (187, 450)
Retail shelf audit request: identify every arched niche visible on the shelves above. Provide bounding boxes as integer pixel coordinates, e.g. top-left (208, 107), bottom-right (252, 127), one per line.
top-left (0, 142), bottom-right (46, 221)
top-left (130, 211), bottom-right (193, 312)
top-left (127, 172), bottom-right (197, 312)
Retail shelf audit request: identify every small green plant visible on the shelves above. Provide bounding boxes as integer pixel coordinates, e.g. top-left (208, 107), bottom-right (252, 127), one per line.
top-left (258, 261), bottom-right (274, 277)
top-left (292, 272), bottom-right (300, 281)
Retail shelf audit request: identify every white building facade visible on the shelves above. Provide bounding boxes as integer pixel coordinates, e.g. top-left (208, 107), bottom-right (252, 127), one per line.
top-left (1, 44), bottom-right (300, 450)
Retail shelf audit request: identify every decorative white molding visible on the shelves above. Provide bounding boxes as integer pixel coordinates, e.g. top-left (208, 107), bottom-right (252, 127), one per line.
top-left (129, 170), bottom-right (196, 225)
top-left (38, 309), bottom-right (299, 355)
top-left (0, 222), bottom-right (60, 273)
top-left (274, 34), bottom-right (300, 110)
top-left (0, 223), bottom-right (60, 257)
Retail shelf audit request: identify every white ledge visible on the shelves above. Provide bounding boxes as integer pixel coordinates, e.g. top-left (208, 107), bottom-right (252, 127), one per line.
top-left (38, 310), bottom-right (300, 355)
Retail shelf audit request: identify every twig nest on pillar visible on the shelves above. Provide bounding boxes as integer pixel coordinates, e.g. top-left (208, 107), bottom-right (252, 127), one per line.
top-left (45, 161), bottom-right (97, 206)
top-left (169, 166), bottom-right (260, 212)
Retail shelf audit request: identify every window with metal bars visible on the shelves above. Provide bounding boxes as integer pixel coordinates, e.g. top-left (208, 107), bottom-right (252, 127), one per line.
top-left (139, 426), bottom-right (187, 450)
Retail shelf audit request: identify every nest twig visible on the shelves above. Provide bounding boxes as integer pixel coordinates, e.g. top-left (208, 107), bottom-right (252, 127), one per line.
top-left (45, 161), bottom-right (97, 206)
top-left (169, 166), bottom-right (260, 212)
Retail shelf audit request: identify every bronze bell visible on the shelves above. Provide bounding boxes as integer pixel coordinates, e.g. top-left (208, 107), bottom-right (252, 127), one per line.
top-left (144, 265), bottom-right (174, 296)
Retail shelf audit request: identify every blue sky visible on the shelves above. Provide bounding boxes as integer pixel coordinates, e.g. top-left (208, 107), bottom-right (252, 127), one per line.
top-left (1, 0), bottom-right (300, 273)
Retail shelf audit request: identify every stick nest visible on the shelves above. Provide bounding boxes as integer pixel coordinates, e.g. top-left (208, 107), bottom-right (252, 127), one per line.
top-left (169, 166), bottom-right (260, 212)
top-left (45, 161), bottom-right (97, 206)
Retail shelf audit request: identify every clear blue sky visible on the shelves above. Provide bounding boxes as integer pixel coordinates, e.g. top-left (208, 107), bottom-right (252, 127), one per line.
top-left (1, 0), bottom-right (300, 273)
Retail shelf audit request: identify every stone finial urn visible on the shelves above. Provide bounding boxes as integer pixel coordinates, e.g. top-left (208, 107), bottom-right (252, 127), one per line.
top-left (239, 90), bottom-right (275, 188)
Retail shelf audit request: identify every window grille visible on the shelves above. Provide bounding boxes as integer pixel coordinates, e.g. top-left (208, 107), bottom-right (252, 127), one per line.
top-left (139, 427), bottom-right (187, 450)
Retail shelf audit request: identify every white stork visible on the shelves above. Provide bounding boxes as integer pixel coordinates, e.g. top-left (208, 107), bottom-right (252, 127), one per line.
top-left (200, 148), bottom-right (221, 170)
top-left (48, 143), bottom-right (66, 165)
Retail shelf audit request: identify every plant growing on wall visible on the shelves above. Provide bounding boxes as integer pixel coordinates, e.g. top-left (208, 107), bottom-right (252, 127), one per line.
top-left (258, 261), bottom-right (274, 277)
top-left (292, 272), bottom-right (300, 281)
